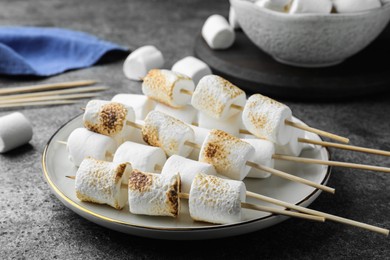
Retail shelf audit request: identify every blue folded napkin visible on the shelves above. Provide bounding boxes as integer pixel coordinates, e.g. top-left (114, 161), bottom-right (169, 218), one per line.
top-left (0, 27), bottom-right (129, 76)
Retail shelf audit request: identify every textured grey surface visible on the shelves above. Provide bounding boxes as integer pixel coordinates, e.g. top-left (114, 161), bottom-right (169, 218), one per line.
top-left (0, 0), bottom-right (389, 259)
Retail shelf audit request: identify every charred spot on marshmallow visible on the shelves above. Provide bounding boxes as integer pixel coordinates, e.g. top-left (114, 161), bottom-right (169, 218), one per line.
top-left (129, 170), bottom-right (153, 192)
top-left (114, 163), bottom-right (128, 183)
top-left (141, 124), bottom-right (160, 147)
top-left (166, 173), bottom-right (180, 217)
top-left (215, 76), bottom-right (244, 99)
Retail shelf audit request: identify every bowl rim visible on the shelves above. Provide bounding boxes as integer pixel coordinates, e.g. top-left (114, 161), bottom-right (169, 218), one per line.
top-left (231, 0), bottom-right (390, 18)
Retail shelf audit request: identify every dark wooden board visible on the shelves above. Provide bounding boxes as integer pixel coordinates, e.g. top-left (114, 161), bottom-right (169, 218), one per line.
top-left (194, 30), bottom-right (390, 101)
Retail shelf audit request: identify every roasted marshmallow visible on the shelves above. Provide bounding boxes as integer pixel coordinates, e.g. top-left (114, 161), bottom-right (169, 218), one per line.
top-left (202, 14), bottom-right (235, 50)
top-left (332, 0), bottom-right (381, 13)
top-left (243, 138), bottom-right (274, 178)
top-left (142, 69), bottom-right (195, 108)
top-left (171, 56), bottom-right (212, 85)
top-left (154, 103), bottom-right (197, 124)
top-left (123, 45), bottom-right (164, 81)
top-left (0, 112), bottom-right (33, 153)
top-left (75, 158), bottom-right (132, 209)
top-left (289, 0), bottom-right (332, 13)
top-left (111, 94), bottom-right (156, 120)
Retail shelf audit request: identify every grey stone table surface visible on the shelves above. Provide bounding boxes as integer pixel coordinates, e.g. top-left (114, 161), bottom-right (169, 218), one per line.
top-left (0, 0), bottom-right (389, 259)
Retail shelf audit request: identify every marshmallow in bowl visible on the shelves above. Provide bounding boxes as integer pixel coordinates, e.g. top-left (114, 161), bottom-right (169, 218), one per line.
top-left (142, 69), bottom-right (195, 108)
top-left (0, 112), bottom-right (33, 153)
top-left (142, 111), bottom-right (195, 157)
top-left (242, 94), bottom-right (293, 146)
top-left (128, 170), bottom-right (180, 217)
top-left (161, 155), bottom-right (217, 194)
top-left (189, 173), bottom-right (246, 224)
top-left (243, 138), bottom-right (274, 179)
top-left (111, 94), bottom-right (156, 120)
top-left (191, 75), bottom-right (246, 120)
top-left (75, 158), bottom-right (132, 210)
top-left (229, 6), bottom-right (241, 29)
top-left (289, 0), bottom-right (332, 14)
top-left (154, 103), bottom-right (197, 124)
top-left (67, 128), bottom-right (117, 167)
top-left (199, 129), bottom-right (254, 181)
top-left (202, 14), bottom-right (235, 50)
top-left (332, 0), bottom-right (381, 13)
top-left (123, 45), bottom-right (164, 81)
top-left (198, 111), bottom-right (241, 136)
top-left (255, 0), bottom-right (291, 12)
top-left (188, 125), bottom-right (211, 160)
top-left (113, 141), bottom-right (166, 173)
top-left (171, 56), bottom-right (212, 85)
top-left (83, 100), bottom-right (136, 144)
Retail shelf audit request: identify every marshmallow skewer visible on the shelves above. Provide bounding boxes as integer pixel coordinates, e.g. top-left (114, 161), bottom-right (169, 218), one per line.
top-left (0, 100), bottom-right (78, 109)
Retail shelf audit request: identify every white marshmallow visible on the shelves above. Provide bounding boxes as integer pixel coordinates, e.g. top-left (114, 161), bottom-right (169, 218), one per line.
top-left (83, 100), bottom-right (136, 144)
top-left (113, 141), bottom-right (166, 173)
top-left (191, 75), bottom-right (246, 120)
top-left (243, 138), bottom-right (274, 178)
top-left (242, 94), bottom-right (293, 146)
top-left (142, 69), bottom-right (195, 108)
top-left (154, 103), bottom-right (197, 124)
top-left (332, 0), bottom-right (381, 13)
top-left (275, 128), bottom-right (305, 157)
top-left (198, 111), bottom-right (240, 136)
top-left (67, 128), bottom-right (117, 167)
top-left (75, 158), bottom-right (132, 209)
top-left (188, 125), bottom-right (211, 160)
top-left (289, 0), bottom-right (332, 13)
top-left (255, 0), bottom-right (291, 12)
top-left (189, 173), bottom-right (246, 224)
top-left (142, 111), bottom-right (195, 157)
top-left (123, 45), bottom-right (164, 81)
top-left (199, 129), bottom-right (254, 180)
top-left (128, 170), bottom-right (180, 217)
top-left (229, 6), bottom-right (241, 29)
top-left (0, 112), bottom-right (33, 153)
top-left (111, 94), bottom-right (156, 120)
top-left (202, 14), bottom-right (235, 50)
top-left (161, 155), bottom-right (217, 194)
top-left (171, 56), bottom-right (212, 85)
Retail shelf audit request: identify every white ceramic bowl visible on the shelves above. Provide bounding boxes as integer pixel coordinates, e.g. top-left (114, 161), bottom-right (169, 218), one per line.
top-left (230, 0), bottom-right (390, 67)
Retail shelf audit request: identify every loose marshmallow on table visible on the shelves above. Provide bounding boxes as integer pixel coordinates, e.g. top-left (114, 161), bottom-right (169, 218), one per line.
top-left (189, 173), bottom-right (246, 224)
top-left (255, 0), bottom-right (291, 12)
top-left (111, 94), bottom-right (156, 120)
top-left (289, 0), bottom-right (332, 14)
top-left (199, 129), bottom-right (254, 181)
top-left (113, 141), bottom-right (166, 173)
top-left (242, 94), bottom-right (294, 146)
top-left (332, 0), bottom-right (381, 13)
top-left (188, 125), bottom-right (211, 160)
top-left (142, 111), bottom-right (195, 157)
top-left (161, 155), bottom-right (217, 194)
top-left (128, 170), bottom-right (180, 217)
top-left (229, 6), bottom-right (240, 29)
top-left (171, 56), bottom-right (212, 85)
top-left (67, 128), bottom-right (117, 167)
top-left (198, 111), bottom-right (241, 136)
top-left (191, 75), bottom-right (246, 120)
top-left (202, 14), bottom-right (235, 50)
top-left (75, 158), bottom-right (132, 210)
top-left (123, 45), bottom-right (164, 81)
top-left (0, 112), bottom-right (33, 153)
top-left (243, 138), bottom-right (274, 179)
top-left (83, 100), bottom-right (136, 144)
top-left (154, 103), bottom-right (197, 124)
top-left (142, 69), bottom-right (195, 108)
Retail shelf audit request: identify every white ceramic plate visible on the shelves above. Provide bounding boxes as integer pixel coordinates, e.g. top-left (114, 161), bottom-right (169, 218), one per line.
top-left (42, 114), bottom-right (331, 240)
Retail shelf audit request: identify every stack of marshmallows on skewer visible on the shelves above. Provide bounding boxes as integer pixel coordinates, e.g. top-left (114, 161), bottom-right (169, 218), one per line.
top-left (60, 69), bottom-right (390, 236)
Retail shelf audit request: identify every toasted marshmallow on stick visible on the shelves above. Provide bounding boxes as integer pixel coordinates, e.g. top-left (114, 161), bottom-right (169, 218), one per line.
top-left (198, 111), bottom-right (241, 136)
top-left (161, 155), bottom-right (217, 193)
top-left (332, 0), bottom-right (381, 13)
top-left (111, 94), bottom-right (156, 120)
top-left (255, 0), bottom-right (291, 12)
top-left (75, 158), bottom-right (132, 210)
top-left (123, 45), bottom-right (164, 81)
top-left (202, 14), bottom-right (235, 50)
top-left (142, 111), bottom-right (195, 157)
top-left (289, 0), bottom-right (332, 13)
top-left (242, 94), bottom-right (294, 146)
top-left (199, 129), bottom-right (254, 180)
top-left (191, 75), bottom-right (246, 120)
top-left (142, 69), bottom-right (195, 108)
top-left (67, 128), bottom-right (117, 167)
top-left (128, 170), bottom-right (180, 217)
top-left (189, 173), bottom-right (246, 224)
top-left (154, 103), bottom-right (197, 124)
top-left (243, 138), bottom-right (274, 178)
top-left (83, 100), bottom-right (136, 144)
top-left (188, 125), bottom-right (211, 160)
top-left (113, 141), bottom-right (166, 173)
top-left (171, 56), bottom-right (212, 85)
top-left (229, 6), bottom-right (241, 29)
top-left (0, 112), bottom-right (33, 153)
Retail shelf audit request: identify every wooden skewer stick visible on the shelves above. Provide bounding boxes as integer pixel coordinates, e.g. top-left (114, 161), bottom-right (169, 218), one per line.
top-left (180, 89), bottom-right (349, 144)
top-left (272, 154), bottom-right (390, 174)
top-left (0, 80), bottom-right (98, 95)
top-left (0, 100), bottom-right (79, 108)
top-left (0, 93), bottom-right (100, 105)
top-left (246, 191), bottom-right (389, 236)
